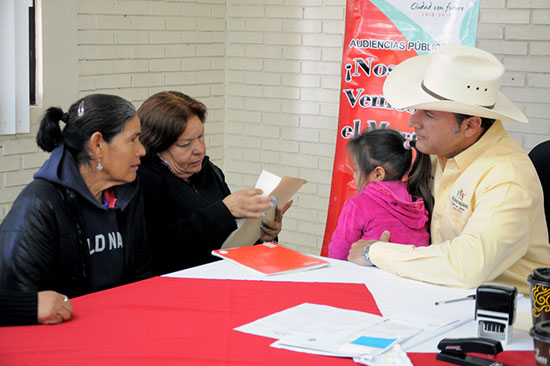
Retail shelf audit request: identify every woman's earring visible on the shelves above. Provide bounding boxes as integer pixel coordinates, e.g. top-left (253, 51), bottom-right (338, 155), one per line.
top-left (97, 159), bottom-right (103, 172)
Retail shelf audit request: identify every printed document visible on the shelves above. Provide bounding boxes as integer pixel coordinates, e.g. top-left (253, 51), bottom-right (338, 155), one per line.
top-left (235, 303), bottom-right (420, 357)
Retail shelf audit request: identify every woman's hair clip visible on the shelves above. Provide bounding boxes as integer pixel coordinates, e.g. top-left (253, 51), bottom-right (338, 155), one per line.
top-left (61, 112), bottom-right (70, 123)
top-left (77, 100), bottom-right (85, 118)
top-left (403, 139), bottom-right (412, 150)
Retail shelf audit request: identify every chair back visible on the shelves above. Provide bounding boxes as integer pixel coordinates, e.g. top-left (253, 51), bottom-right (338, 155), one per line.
top-left (529, 140), bottom-right (550, 239)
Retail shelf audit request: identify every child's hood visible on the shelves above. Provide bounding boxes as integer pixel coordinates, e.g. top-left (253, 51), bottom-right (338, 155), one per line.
top-left (363, 181), bottom-right (429, 229)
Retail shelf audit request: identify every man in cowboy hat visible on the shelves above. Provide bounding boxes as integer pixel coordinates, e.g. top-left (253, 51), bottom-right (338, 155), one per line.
top-left (348, 45), bottom-right (550, 294)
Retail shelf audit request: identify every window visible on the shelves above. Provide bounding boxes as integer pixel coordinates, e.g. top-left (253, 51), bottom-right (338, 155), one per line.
top-left (0, 0), bottom-right (32, 135)
top-left (29, 0), bottom-right (35, 106)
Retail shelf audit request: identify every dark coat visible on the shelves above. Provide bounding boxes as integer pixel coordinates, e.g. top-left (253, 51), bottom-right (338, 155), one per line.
top-left (138, 155), bottom-right (237, 275)
top-left (0, 145), bottom-right (152, 298)
top-left (0, 291), bottom-right (37, 326)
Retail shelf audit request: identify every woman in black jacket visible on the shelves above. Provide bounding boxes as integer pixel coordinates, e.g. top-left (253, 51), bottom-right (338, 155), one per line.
top-left (137, 91), bottom-right (291, 275)
top-left (0, 94), bottom-right (153, 300)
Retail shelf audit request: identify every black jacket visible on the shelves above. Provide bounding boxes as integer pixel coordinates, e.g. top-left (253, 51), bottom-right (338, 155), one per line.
top-left (0, 145), bottom-right (152, 298)
top-left (0, 291), bottom-right (37, 326)
top-left (138, 155), bottom-right (237, 275)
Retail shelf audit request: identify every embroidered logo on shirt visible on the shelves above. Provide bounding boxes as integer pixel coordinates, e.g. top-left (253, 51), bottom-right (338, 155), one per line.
top-left (450, 188), bottom-right (469, 213)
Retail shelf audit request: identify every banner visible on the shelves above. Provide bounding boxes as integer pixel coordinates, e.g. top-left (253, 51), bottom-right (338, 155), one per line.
top-left (320, 0), bottom-right (480, 256)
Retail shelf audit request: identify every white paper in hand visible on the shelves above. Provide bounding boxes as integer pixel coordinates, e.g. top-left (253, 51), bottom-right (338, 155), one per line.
top-left (221, 170), bottom-right (306, 248)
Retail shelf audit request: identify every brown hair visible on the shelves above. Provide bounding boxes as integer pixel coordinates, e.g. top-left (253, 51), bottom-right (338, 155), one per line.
top-left (137, 91), bottom-right (207, 155)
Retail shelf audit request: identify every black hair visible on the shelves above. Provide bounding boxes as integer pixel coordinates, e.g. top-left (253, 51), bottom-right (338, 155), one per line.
top-left (455, 113), bottom-right (495, 131)
top-left (347, 128), bottom-right (433, 219)
top-left (36, 94), bottom-right (136, 166)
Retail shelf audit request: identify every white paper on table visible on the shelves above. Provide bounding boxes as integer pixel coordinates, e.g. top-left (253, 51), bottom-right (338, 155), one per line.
top-left (235, 303), bottom-right (421, 357)
top-left (337, 319), bottom-right (421, 357)
top-left (275, 317), bottom-right (421, 357)
top-left (399, 316), bottom-right (473, 352)
top-left (357, 272), bottom-right (477, 352)
top-left (390, 300), bottom-right (473, 330)
top-left (354, 344), bottom-right (413, 366)
top-left (235, 303), bottom-right (383, 340)
top-left (360, 274), bottom-right (476, 324)
top-left (270, 340), bottom-right (346, 357)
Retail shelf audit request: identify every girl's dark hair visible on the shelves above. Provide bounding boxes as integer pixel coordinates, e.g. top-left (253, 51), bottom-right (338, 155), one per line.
top-left (347, 128), bottom-right (433, 218)
top-left (36, 94), bottom-right (136, 166)
top-left (137, 91), bottom-right (207, 155)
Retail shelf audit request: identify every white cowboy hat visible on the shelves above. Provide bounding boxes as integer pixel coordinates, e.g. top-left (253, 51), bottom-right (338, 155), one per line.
top-left (383, 45), bottom-right (527, 123)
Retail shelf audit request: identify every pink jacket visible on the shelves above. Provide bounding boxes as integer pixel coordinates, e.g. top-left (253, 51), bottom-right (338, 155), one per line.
top-left (328, 180), bottom-right (430, 260)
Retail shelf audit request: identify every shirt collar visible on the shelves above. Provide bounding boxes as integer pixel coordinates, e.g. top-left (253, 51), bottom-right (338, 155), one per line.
top-left (440, 120), bottom-right (505, 172)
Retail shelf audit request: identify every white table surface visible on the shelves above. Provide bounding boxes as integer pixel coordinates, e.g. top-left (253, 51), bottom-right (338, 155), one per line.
top-left (166, 255), bottom-right (534, 353)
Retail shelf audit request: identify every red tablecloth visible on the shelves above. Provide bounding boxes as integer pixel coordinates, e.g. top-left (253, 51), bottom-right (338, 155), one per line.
top-left (0, 277), bottom-right (534, 365)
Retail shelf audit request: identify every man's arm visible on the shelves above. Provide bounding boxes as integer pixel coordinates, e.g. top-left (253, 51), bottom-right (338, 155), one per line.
top-left (348, 231), bottom-right (391, 265)
top-left (366, 179), bottom-right (533, 289)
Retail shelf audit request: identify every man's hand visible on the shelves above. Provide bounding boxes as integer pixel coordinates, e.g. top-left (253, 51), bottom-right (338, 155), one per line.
top-left (37, 291), bottom-right (73, 325)
top-left (348, 230), bottom-right (391, 266)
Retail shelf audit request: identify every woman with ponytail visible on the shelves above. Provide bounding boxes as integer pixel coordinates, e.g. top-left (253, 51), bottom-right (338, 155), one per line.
top-left (328, 128), bottom-right (433, 260)
top-left (0, 94), bottom-right (152, 300)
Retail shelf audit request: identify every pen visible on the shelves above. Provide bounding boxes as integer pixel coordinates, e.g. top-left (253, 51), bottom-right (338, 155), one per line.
top-left (434, 294), bottom-right (475, 306)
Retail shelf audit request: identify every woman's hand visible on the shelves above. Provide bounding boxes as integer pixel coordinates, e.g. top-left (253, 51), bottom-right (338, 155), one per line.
top-left (260, 200), bottom-right (293, 242)
top-left (37, 291), bottom-right (73, 325)
top-left (223, 188), bottom-right (275, 219)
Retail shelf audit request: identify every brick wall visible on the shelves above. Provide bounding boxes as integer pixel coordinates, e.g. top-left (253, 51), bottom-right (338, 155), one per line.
top-left (478, 0), bottom-right (550, 149)
top-left (224, 0), bottom-right (344, 253)
top-left (77, 0), bottom-right (227, 163)
top-left (0, 0), bottom-right (549, 256)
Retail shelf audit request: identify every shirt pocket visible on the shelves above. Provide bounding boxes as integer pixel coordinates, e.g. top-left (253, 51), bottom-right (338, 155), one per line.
top-left (439, 193), bottom-right (472, 240)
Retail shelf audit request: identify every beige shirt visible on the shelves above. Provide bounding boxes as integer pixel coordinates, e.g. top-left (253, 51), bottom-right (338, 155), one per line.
top-left (370, 121), bottom-right (550, 294)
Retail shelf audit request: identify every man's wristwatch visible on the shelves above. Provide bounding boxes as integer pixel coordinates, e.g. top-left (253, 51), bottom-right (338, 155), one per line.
top-left (362, 244), bottom-right (374, 266)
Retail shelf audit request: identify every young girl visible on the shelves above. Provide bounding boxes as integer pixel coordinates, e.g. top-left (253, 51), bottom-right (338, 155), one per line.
top-left (329, 128), bottom-right (433, 260)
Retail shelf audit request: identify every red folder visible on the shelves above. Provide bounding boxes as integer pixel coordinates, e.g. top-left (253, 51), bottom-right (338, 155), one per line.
top-left (212, 242), bottom-right (329, 275)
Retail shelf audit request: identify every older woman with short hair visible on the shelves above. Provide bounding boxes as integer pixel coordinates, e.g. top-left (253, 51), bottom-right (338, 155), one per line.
top-left (137, 91), bottom-right (290, 275)
top-left (0, 94), bottom-right (152, 300)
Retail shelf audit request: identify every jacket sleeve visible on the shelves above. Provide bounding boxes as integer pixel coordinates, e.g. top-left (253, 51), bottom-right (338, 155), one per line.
top-left (0, 181), bottom-right (62, 293)
top-left (369, 165), bottom-right (534, 289)
top-left (0, 291), bottom-right (37, 326)
top-left (184, 164), bottom-right (237, 247)
top-left (328, 199), bottom-right (369, 260)
top-left (130, 192), bottom-right (153, 282)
